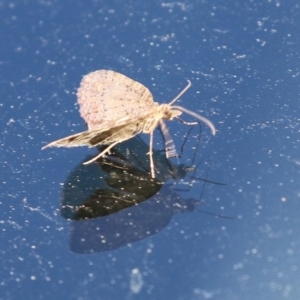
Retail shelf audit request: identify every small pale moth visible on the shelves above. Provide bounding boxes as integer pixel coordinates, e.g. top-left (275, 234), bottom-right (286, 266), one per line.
top-left (42, 70), bottom-right (216, 178)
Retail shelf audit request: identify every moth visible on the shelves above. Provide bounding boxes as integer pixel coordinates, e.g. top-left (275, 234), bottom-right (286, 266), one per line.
top-left (42, 70), bottom-right (216, 178)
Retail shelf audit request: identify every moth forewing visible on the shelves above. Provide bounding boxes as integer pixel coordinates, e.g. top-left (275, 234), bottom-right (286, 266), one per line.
top-left (42, 115), bottom-right (145, 149)
top-left (42, 121), bottom-right (144, 150)
top-left (41, 130), bottom-right (97, 149)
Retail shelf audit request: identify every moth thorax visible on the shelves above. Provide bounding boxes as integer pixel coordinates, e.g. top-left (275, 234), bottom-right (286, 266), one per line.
top-left (143, 116), bottom-right (161, 133)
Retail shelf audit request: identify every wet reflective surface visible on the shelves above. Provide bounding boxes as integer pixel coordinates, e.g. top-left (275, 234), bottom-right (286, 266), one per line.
top-left (1, 1), bottom-right (300, 299)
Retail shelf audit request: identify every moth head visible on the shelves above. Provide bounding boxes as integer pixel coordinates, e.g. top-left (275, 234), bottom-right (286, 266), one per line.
top-left (161, 105), bottom-right (182, 120)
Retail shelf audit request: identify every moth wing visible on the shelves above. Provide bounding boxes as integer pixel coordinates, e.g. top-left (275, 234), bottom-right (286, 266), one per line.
top-left (42, 114), bottom-right (151, 150)
top-left (41, 129), bottom-right (106, 149)
top-left (77, 70), bottom-right (156, 130)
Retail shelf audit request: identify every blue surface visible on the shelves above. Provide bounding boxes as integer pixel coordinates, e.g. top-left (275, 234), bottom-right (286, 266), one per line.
top-left (1, 1), bottom-right (300, 299)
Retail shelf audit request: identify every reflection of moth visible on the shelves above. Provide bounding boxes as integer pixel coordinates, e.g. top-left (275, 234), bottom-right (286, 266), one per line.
top-left (42, 70), bottom-right (216, 177)
top-left (61, 135), bottom-right (196, 220)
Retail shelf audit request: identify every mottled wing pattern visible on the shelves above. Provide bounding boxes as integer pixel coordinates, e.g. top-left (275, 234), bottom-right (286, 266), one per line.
top-left (42, 115), bottom-right (150, 149)
top-left (77, 70), bottom-right (155, 130)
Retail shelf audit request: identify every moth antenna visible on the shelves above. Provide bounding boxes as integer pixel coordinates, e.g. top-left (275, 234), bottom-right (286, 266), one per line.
top-left (169, 80), bottom-right (191, 105)
top-left (172, 105), bottom-right (216, 135)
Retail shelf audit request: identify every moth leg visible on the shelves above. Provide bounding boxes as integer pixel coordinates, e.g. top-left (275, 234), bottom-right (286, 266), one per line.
top-left (172, 105), bottom-right (216, 135)
top-left (148, 131), bottom-right (155, 178)
top-left (159, 120), bottom-right (177, 158)
top-left (176, 117), bottom-right (198, 126)
top-left (83, 140), bottom-right (123, 165)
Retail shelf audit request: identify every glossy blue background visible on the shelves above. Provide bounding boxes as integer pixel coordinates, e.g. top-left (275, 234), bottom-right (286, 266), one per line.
top-left (1, 1), bottom-right (300, 299)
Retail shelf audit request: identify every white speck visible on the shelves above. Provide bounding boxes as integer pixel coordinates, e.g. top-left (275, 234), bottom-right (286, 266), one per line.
top-left (130, 268), bottom-right (143, 294)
